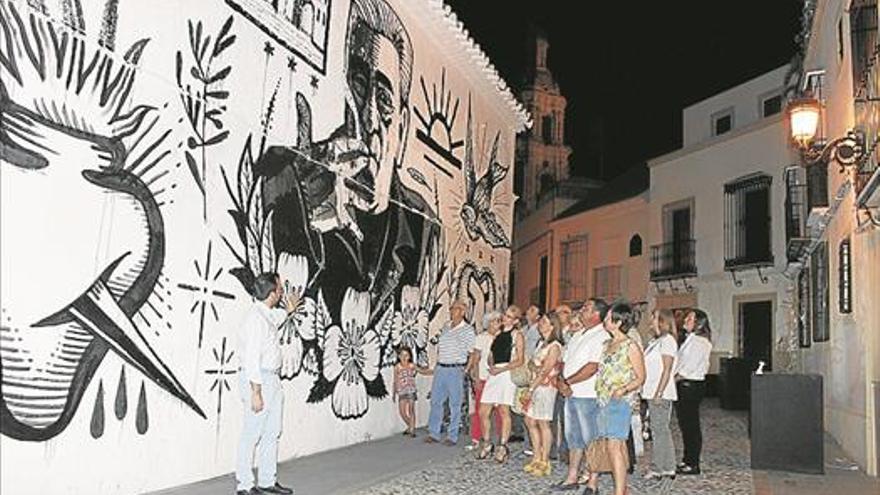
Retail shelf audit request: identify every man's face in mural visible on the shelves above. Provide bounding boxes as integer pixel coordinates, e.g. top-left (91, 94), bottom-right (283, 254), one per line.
top-left (345, 20), bottom-right (409, 214)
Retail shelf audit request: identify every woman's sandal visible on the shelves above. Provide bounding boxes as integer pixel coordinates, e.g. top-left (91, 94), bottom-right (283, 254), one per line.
top-left (475, 441), bottom-right (494, 460)
top-left (494, 443), bottom-right (510, 464)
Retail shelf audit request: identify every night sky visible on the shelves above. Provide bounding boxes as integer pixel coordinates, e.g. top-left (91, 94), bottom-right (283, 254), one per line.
top-left (446, 0), bottom-right (802, 180)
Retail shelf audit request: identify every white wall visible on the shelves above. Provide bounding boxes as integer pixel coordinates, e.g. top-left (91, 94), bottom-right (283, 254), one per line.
top-left (794, 0), bottom-right (879, 473)
top-left (649, 115), bottom-right (796, 370)
top-left (0, 0), bottom-right (522, 492)
top-left (683, 64), bottom-right (789, 148)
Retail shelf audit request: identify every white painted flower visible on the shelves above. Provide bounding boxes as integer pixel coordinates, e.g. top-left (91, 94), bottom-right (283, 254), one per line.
top-left (276, 253), bottom-right (321, 378)
top-left (392, 286), bottom-right (429, 366)
top-left (322, 289), bottom-right (380, 419)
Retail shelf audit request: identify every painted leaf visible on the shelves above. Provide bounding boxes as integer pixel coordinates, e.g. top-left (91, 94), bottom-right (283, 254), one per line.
top-left (208, 66), bottom-right (231, 84)
top-left (184, 151), bottom-right (204, 194)
top-left (203, 130), bottom-right (229, 146)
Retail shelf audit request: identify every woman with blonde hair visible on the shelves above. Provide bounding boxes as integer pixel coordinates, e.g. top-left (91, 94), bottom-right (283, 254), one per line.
top-left (477, 305), bottom-right (524, 463)
top-left (522, 312), bottom-right (564, 477)
top-left (642, 309), bottom-right (679, 480)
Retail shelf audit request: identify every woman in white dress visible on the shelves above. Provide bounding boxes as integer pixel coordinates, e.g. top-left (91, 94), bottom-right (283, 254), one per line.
top-left (477, 305), bottom-right (524, 463)
top-left (522, 312), bottom-right (563, 477)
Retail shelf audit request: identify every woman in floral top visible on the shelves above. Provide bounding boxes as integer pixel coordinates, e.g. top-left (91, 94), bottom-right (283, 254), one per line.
top-left (592, 302), bottom-right (646, 495)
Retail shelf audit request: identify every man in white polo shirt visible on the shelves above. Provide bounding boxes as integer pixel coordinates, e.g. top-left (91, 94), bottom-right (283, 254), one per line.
top-left (554, 298), bottom-right (609, 493)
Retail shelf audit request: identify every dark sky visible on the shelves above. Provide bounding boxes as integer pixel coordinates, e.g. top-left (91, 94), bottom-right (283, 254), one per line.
top-left (446, 0), bottom-right (802, 180)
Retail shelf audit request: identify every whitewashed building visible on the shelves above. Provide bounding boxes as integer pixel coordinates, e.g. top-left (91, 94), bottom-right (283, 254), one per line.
top-left (647, 65), bottom-right (796, 379)
top-left (782, 0), bottom-right (880, 475)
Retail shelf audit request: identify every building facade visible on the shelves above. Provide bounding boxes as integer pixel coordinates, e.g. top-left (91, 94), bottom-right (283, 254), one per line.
top-left (647, 65), bottom-right (795, 386)
top-left (782, 0), bottom-right (880, 475)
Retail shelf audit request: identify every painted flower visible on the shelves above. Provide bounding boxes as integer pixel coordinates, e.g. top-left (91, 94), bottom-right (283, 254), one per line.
top-left (277, 253), bottom-right (325, 378)
top-left (322, 289), bottom-right (380, 419)
top-left (392, 286), bottom-right (429, 367)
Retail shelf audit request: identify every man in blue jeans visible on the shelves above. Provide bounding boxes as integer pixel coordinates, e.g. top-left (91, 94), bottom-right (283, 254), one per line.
top-left (426, 300), bottom-right (476, 445)
top-left (554, 298), bottom-right (609, 493)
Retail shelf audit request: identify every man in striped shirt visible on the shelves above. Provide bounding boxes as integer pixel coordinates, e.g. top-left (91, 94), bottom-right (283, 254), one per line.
top-left (425, 299), bottom-right (476, 445)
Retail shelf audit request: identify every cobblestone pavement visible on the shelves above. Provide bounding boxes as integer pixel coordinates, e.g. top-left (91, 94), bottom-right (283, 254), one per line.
top-left (353, 399), bottom-right (751, 495)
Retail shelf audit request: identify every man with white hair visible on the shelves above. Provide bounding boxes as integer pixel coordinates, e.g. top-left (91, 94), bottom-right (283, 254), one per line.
top-left (426, 299), bottom-right (476, 445)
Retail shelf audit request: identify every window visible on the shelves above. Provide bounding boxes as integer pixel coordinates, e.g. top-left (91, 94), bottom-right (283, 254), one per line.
top-left (542, 115), bottom-right (555, 144)
top-left (537, 255), bottom-right (549, 313)
top-left (811, 242), bottom-right (830, 342)
top-left (724, 174), bottom-right (773, 268)
top-left (652, 200), bottom-right (696, 280)
top-left (629, 234), bottom-right (643, 257)
top-left (838, 238), bottom-right (852, 314)
top-left (712, 109), bottom-right (733, 136)
top-left (593, 265), bottom-right (622, 302)
top-left (838, 17), bottom-right (845, 61)
top-left (850, 0), bottom-right (878, 95)
top-left (559, 236), bottom-right (588, 304)
top-left (761, 94), bottom-right (782, 117)
top-left (797, 266), bottom-right (811, 348)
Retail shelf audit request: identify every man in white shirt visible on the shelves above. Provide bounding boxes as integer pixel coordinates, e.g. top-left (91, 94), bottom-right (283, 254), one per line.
top-left (236, 272), bottom-right (299, 495)
top-left (554, 298), bottom-right (609, 492)
top-left (426, 300), bottom-right (476, 445)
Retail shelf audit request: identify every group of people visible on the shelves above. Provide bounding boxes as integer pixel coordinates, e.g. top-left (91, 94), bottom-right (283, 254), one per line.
top-left (231, 271), bottom-right (714, 495)
top-left (415, 298), bottom-right (713, 495)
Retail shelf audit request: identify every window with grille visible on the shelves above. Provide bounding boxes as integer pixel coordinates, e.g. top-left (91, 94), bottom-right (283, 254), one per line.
top-left (798, 266), bottom-right (812, 348)
top-left (811, 242), bottom-right (830, 342)
top-left (724, 173), bottom-right (773, 269)
top-left (593, 265), bottom-right (622, 303)
top-left (559, 236), bottom-right (588, 304)
top-left (839, 238), bottom-right (852, 314)
top-left (850, 0), bottom-right (878, 96)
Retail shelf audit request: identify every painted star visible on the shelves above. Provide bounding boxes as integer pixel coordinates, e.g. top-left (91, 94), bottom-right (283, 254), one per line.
top-left (264, 41), bottom-right (275, 56)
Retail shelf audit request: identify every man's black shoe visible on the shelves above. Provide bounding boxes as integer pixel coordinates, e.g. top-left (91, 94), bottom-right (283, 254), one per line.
top-left (256, 483), bottom-right (293, 494)
top-left (508, 434), bottom-right (524, 443)
top-left (676, 464), bottom-right (701, 475)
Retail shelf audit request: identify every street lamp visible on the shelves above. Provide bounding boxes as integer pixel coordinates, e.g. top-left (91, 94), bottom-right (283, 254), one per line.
top-left (787, 96), bottom-right (864, 171)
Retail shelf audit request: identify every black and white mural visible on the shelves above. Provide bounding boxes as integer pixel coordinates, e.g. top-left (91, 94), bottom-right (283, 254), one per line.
top-left (0, 0), bottom-right (525, 492)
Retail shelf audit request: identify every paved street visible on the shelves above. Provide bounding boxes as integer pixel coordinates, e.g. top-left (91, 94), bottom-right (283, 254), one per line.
top-left (156, 399), bottom-right (879, 495)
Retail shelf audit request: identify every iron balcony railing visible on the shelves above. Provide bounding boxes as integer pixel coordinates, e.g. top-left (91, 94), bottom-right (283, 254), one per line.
top-left (650, 240), bottom-right (697, 281)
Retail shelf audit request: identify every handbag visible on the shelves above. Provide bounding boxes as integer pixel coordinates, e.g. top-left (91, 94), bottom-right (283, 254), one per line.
top-left (585, 438), bottom-right (628, 473)
top-left (510, 364), bottom-right (532, 387)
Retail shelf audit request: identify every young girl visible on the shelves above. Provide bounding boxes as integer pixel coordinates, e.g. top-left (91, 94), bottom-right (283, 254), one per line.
top-left (393, 347), bottom-right (419, 437)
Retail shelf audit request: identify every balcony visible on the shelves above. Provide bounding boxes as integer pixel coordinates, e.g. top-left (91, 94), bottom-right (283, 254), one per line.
top-left (650, 240), bottom-right (697, 281)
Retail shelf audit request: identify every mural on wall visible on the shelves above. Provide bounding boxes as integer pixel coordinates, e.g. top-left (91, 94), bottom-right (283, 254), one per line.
top-left (0, 0), bottom-right (206, 441)
top-left (220, 0), bottom-right (454, 420)
top-left (225, 0), bottom-right (331, 73)
top-left (1, 2), bottom-right (521, 490)
top-left (175, 15), bottom-right (237, 219)
top-left (459, 98), bottom-right (511, 249)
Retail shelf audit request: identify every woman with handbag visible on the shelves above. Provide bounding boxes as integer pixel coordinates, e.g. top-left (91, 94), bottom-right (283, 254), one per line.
top-left (588, 302), bottom-right (646, 495)
top-left (522, 312), bottom-right (564, 477)
top-left (477, 305), bottom-right (524, 463)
